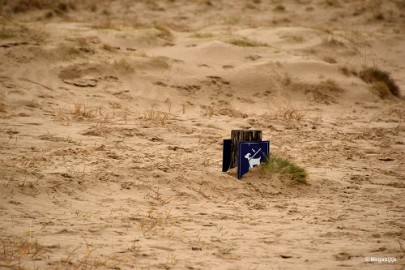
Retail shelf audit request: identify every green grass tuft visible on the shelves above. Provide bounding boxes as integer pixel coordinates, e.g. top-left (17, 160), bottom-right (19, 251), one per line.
top-left (260, 154), bottom-right (308, 184)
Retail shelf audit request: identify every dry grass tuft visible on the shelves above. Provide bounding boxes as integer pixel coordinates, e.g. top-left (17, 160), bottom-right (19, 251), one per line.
top-left (102, 43), bottom-right (116, 51)
top-left (225, 35), bottom-right (267, 47)
top-left (0, 24), bottom-right (48, 43)
top-left (191, 32), bottom-right (214, 38)
top-left (359, 66), bottom-right (400, 98)
top-left (3, 0), bottom-right (76, 13)
top-left (0, 26), bottom-right (15, 39)
top-left (287, 80), bottom-right (344, 104)
top-left (92, 20), bottom-right (120, 30)
top-left (374, 108), bottom-right (404, 122)
top-left (273, 4), bottom-right (286, 12)
top-left (322, 55), bottom-right (337, 64)
top-left (75, 36), bottom-right (90, 46)
top-left (324, 0), bottom-right (342, 8)
top-left (200, 105), bottom-right (214, 118)
top-left (322, 35), bottom-right (346, 48)
top-left (264, 105), bottom-right (307, 121)
top-left (25, 26), bottom-right (49, 43)
top-left (320, 79), bottom-right (345, 92)
top-left (147, 56), bottom-right (171, 69)
top-left (113, 59), bottom-right (134, 73)
top-left (56, 245), bottom-right (108, 269)
top-left (57, 44), bottom-right (81, 58)
top-left (71, 103), bottom-right (97, 119)
top-left (280, 72), bottom-right (292, 86)
top-left (138, 209), bottom-right (172, 234)
top-left (39, 132), bottom-right (75, 143)
top-left (1, 237), bottom-right (47, 267)
top-left (0, 102), bottom-right (6, 113)
top-left (140, 110), bottom-right (171, 126)
top-left (280, 33), bottom-right (304, 43)
top-left (154, 24), bottom-right (173, 41)
top-left (40, 43), bottom-right (82, 61)
top-left (339, 65), bottom-right (357, 76)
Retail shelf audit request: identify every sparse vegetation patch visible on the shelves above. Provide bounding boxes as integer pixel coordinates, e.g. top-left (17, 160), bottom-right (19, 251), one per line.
top-left (0, 26), bottom-right (14, 39)
top-left (273, 4), bottom-right (286, 12)
top-left (359, 66), bottom-right (400, 98)
top-left (135, 56), bottom-right (171, 70)
top-left (72, 103), bottom-right (95, 119)
top-left (225, 35), bottom-right (267, 47)
top-left (322, 35), bottom-right (346, 48)
top-left (140, 110), bottom-right (171, 127)
top-left (261, 154), bottom-right (308, 184)
top-left (2, 0), bottom-right (76, 13)
top-left (339, 65), bottom-right (357, 76)
top-left (321, 55), bottom-right (337, 64)
top-left (264, 106), bottom-right (307, 121)
top-left (191, 32), bottom-right (214, 38)
top-left (371, 81), bottom-right (391, 99)
top-left (149, 56), bottom-right (171, 69)
top-left (0, 24), bottom-right (48, 43)
top-left (0, 237), bottom-right (46, 267)
top-left (113, 59), bottom-right (134, 73)
top-left (154, 24), bottom-right (173, 41)
top-left (320, 79), bottom-right (344, 92)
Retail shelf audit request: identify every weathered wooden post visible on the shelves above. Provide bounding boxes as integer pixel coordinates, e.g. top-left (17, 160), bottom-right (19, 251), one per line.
top-left (230, 130), bottom-right (262, 169)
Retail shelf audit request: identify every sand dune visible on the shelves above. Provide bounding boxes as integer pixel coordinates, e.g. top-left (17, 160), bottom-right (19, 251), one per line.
top-left (0, 0), bottom-right (404, 269)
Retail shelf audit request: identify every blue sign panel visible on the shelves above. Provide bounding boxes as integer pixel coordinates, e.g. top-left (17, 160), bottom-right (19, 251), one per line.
top-left (238, 141), bottom-right (270, 179)
top-left (222, 139), bottom-right (232, 172)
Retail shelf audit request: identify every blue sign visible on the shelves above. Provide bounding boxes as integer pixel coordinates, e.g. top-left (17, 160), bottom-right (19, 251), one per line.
top-left (238, 141), bottom-right (270, 179)
top-left (222, 139), bottom-right (270, 179)
top-left (222, 139), bottom-right (232, 172)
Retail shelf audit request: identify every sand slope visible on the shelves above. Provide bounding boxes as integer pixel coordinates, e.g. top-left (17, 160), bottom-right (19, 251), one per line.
top-left (0, 0), bottom-right (404, 269)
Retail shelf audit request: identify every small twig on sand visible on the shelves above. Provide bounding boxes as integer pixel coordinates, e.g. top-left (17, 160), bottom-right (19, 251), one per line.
top-left (19, 78), bottom-right (54, 91)
top-left (0, 41), bottom-right (30, 48)
top-left (398, 240), bottom-right (405, 259)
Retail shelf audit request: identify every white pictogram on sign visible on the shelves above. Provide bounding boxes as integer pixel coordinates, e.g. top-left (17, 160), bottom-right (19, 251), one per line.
top-left (244, 148), bottom-right (262, 169)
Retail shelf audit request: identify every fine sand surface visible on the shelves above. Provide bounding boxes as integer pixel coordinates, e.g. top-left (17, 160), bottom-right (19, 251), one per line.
top-left (0, 1), bottom-right (404, 269)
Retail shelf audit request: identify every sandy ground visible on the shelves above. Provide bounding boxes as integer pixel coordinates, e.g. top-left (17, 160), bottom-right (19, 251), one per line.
top-left (0, 0), bottom-right (404, 269)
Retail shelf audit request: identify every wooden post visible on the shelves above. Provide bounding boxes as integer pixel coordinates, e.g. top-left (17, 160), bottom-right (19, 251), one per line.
top-left (230, 130), bottom-right (262, 169)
